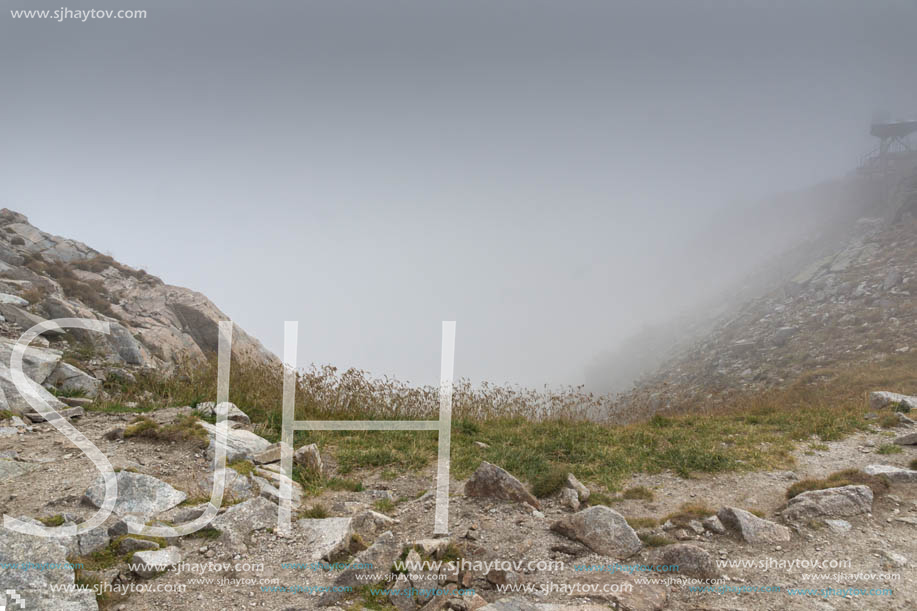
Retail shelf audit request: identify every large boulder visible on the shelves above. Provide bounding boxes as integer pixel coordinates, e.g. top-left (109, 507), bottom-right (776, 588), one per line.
top-left (0, 526), bottom-right (98, 610)
top-left (464, 461), bottom-right (540, 509)
top-left (869, 391), bottom-right (917, 411)
top-left (781, 485), bottom-right (873, 523)
top-left (84, 471), bottom-right (187, 519)
top-left (656, 544), bottom-right (718, 579)
top-left (717, 507), bottom-right (790, 543)
top-left (199, 421), bottom-right (271, 462)
top-left (550, 505), bottom-right (642, 558)
top-left (864, 464), bottom-right (917, 483)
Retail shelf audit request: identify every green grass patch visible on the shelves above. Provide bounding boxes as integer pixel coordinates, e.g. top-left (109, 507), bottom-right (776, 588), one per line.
top-left (192, 527), bottom-right (222, 540)
top-left (326, 477), bottom-right (365, 492)
top-left (531, 465), bottom-right (569, 498)
top-left (0, 409), bottom-right (13, 420)
top-left (638, 533), bottom-right (672, 547)
top-left (123, 414), bottom-right (208, 448)
top-left (39, 514), bottom-right (65, 527)
top-left (373, 498), bottom-right (397, 514)
top-left (877, 444), bottom-right (903, 455)
top-left (786, 469), bottom-right (890, 499)
top-left (228, 460), bottom-right (255, 477)
top-left (621, 486), bottom-right (654, 501)
top-left (587, 492), bottom-right (616, 506)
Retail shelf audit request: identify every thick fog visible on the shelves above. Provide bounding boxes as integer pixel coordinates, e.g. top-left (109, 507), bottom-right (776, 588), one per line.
top-left (3, 1), bottom-right (917, 387)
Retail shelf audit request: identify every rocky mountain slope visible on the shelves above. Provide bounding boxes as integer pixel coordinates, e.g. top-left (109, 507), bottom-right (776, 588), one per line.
top-left (626, 168), bottom-right (917, 411)
top-left (0, 208), bottom-right (275, 373)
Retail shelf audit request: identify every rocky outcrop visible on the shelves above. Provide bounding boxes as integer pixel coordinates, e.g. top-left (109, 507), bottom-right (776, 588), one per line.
top-left (464, 461), bottom-right (540, 509)
top-left (0, 208), bottom-right (276, 371)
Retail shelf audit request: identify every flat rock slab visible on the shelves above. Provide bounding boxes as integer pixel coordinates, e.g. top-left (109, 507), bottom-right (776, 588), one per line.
top-left (0, 526), bottom-right (98, 610)
top-left (893, 432), bottom-right (917, 445)
top-left (84, 470), bottom-right (187, 519)
top-left (196, 467), bottom-right (255, 502)
top-left (297, 517), bottom-right (354, 561)
top-left (199, 421), bottom-right (271, 463)
top-left (0, 458), bottom-right (37, 481)
top-left (717, 507), bottom-right (791, 543)
top-left (23, 406), bottom-right (84, 423)
top-left (864, 464), bottom-right (917, 483)
top-left (464, 461), bottom-right (540, 509)
top-left (781, 485), bottom-right (873, 522)
top-left (212, 496), bottom-right (278, 549)
top-left (550, 505), bottom-right (642, 558)
top-left (131, 547), bottom-right (181, 579)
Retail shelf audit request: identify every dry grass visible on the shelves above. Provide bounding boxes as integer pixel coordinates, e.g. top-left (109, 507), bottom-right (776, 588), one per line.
top-left (84, 349), bottom-right (916, 496)
top-left (621, 486), bottom-right (654, 501)
top-left (663, 502), bottom-right (716, 526)
top-left (625, 516), bottom-right (659, 529)
top-left (786, 468), bottom-right (890, 499)
top-left (123, 414), bottom-right (208, 448)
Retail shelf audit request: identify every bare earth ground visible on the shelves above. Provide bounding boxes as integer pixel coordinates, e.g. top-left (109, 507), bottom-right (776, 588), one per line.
top-left (1, 410), bottom-right (915, 611)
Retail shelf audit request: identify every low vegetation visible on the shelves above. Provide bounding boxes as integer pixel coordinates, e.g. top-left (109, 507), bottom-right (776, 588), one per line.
top-left (299, 504), bottom-right (330, 519)
top-left (621, 486), bottom-right (654, 501)
top-left (876, 443), bottom-right (903, 455)
top-left (85, 348), bottom-right (917, 497)
top-left (786, 468), bottom-right (890, 499)
top-left (123, 414), bottom-right (208, 448)
top-left (662, 502), bottom-right (716, 526)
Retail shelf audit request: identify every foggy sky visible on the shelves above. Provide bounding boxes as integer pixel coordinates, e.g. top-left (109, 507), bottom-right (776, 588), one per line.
top-left (3, 0), bottom-right (917, 387)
